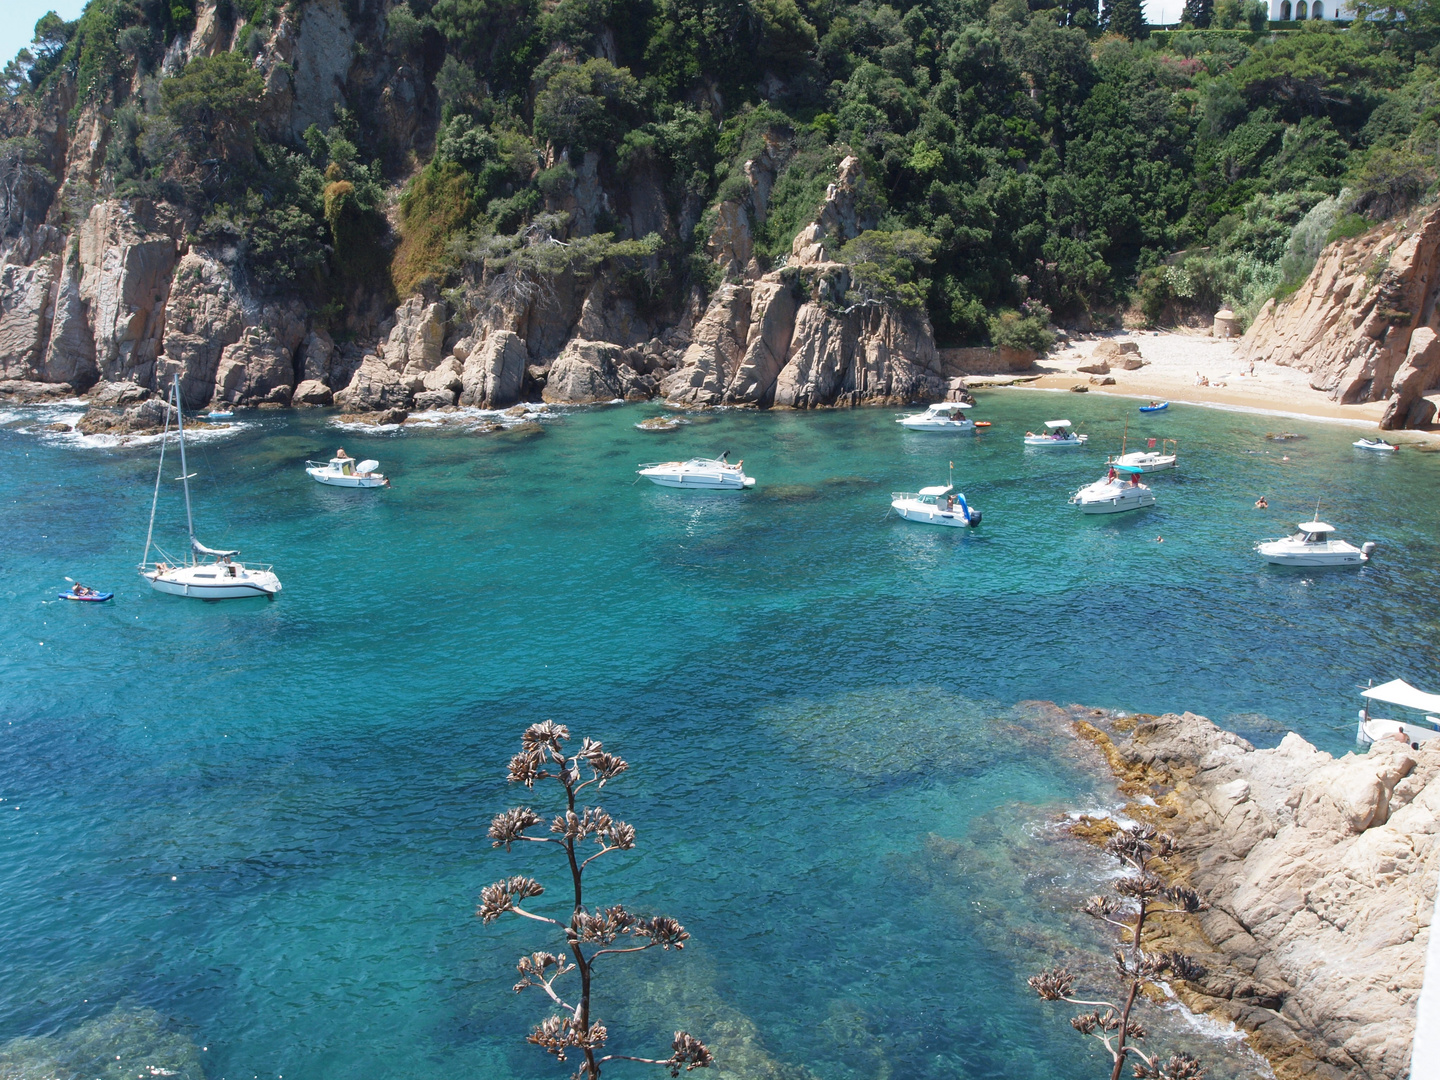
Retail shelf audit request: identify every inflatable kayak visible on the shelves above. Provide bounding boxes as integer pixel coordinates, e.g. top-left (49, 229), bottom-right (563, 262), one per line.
top-left (1139, 402), bottom-right (1169, 413)
top-left (60, 590), bottom-right (113, 602)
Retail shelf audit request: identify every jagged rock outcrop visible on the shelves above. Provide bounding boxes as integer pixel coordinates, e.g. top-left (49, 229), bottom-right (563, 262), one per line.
top-left (1081, 711), bottom-right (1438, 1080)
top-left (334, 355), bottom-right (409, 411)
top-left (661, 267), bottom-right (946, 408)
top-left (459, 330), bottom-right (526, 407)
top-left (292, 379), bottom-right (333, 406)
top-left (789, 156), bottom-right (877, 267)
top-left (1241, 205), bottom-right (1440, 429)
top-left (0, 256), bottom-right (58, 378)
top-left (213, 327), bottom-right (294, 405)
top-left (75, 199), bottom-right (185, 386)
top-left (159, 253), bottom-right (246, 407)
top-left (386, 297), bottom-right (447, 376)
top-left (542, 338), bottom-right (652, 403)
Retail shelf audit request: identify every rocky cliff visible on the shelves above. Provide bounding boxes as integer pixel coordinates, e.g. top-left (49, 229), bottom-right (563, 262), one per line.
top-left (1077, 710), bottom-right (1437, 1080)
top-left (0, 2), bottom-right (983, 419)
top-left (1241, 205), bottom-right (1440, 430)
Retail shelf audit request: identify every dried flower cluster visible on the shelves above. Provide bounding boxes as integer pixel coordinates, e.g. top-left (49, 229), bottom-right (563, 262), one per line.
top-left (479, 722), bottom-right (712, 1080)
top-left (1031, 824), bottom-right (1211, 1080)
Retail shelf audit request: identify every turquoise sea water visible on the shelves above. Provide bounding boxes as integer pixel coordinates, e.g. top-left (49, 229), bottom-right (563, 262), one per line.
top-left (2, 391), bottom-right (1437, 1080)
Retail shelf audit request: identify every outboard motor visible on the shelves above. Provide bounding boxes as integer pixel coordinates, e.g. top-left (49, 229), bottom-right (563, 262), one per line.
top-left (1362, 542), bottom-right (1377, 557)
top-left (967, 508), bottom-right (982, 527)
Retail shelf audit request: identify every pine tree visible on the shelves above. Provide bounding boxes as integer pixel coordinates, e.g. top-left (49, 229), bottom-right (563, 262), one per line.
top-left (1183, 0), bottom-right (1214, 26)
top-left (1105, 0), bottom-right (1148, 36)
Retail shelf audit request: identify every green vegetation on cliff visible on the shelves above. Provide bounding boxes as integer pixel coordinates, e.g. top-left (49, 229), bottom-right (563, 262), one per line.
top-left (2, 0), bottom-right (1439, 337)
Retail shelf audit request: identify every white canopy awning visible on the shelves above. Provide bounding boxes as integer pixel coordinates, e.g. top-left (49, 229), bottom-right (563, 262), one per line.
top-left (193, 539), bottom-right (240, 558)
top-left (928, 402), bottom-right (972, 411)
top-left (918, 485), bottom-right (953, 496)
top-left (1363, 679), bottom-right (1440, 713)
top-left (1297, 521), bottom-right (1335, 533)
top-left (1044, 420), bottom-right (1072, 429)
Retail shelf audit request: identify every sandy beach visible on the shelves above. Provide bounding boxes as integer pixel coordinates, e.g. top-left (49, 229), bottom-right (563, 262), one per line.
top-left (971, 330), bottom-right (1440, 439)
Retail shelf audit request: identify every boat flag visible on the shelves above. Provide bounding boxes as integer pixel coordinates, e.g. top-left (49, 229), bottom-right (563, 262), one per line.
top-left (1147, 438), bottom-right (1156, 448)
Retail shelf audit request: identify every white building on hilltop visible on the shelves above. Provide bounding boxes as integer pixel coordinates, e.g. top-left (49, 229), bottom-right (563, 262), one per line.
top-left (1270, 0), bottom-right (1353, 18)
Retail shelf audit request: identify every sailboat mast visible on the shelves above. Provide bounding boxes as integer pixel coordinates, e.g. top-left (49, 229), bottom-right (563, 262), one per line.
top-left (173, 373), bottom-right (196, 554)
top-left (140, 383), bottom-right (173, 568)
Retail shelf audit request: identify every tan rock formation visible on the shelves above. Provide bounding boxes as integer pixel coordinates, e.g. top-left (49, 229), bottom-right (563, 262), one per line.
top-left (39, 254), bottom-right (97, 388)
top-left (386, 297), bottom-right (447, 375)
top-left (543, 338), bottom-right (647, 403)
top-left (75, 199), bottom-right (184, 385)
top-left (334, 355), bottom-right (409, 411)
top-left (707, 201), bottom-right (754, 278)
top-left (213, 327), bottom-right (294, 405)
top-left (789, 156), bottom-right (876, 267)
top-left (291, 378), bottom-right (333, 406)
top-left (1240, 206), bottom-right (1440, 430)
top-left (0, 256), bottom-right (58, 379)
top-left (460, 330), bottom-right (527, 407)
top-left (1086, 711), bottom-right (1438, 1080)
top-left (662, 268), bottom-right (946, 409)
top-left (158, 253), bottom-right (246, 407)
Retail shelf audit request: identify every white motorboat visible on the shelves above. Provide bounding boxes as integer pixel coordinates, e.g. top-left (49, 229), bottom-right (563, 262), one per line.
top-left (638, 452), bottom-right (754, 489)
top-left (891, 484), bottom-right (982, 527)
top-left (307, 454), bottom-right (388, 487)
top-left (1357, 679), bottom-right (1440, 748)
top-left (897, 402), bottom-right (976, 432)
top-left (1069, 466), bottom-right (1156, 514)
top-left (139, 374), bottom-right (281, 600)
top-left (1025, 420), bottom-right (1087, 447)
top-left (1256, 521), bottom-right (1375, 567)
top-left (1354, 438), bottom-right (1398, 453)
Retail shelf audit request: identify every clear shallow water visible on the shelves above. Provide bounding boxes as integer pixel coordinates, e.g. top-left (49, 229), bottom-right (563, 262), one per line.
top-left (2, 392), bottom-right (1437, 1080)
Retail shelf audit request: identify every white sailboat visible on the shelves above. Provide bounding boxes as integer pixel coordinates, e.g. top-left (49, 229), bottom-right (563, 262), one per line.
top-left (139, 374), bottom-right (281, 600)
top-left (1069, 466), bottom-right (1156, 514)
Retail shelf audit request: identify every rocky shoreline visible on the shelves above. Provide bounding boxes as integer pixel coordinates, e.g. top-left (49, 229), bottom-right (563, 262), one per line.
top-left (1071, 710), bottom-right (1436, 1080)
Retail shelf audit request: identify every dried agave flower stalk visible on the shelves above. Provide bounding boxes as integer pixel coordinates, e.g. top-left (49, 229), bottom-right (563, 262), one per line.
top-left (479, 721), bottom-right (713, 1080)
top-left (1030, 824), bottom-right (1211, 1080)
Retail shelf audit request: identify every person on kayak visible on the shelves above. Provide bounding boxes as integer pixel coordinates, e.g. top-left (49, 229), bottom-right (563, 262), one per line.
top-left (72, 583), bottom-right (93, 597)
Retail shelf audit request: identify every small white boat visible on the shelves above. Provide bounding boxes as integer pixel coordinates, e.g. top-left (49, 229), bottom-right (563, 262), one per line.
top-left (1357, 679), bottom-right (1440, 748)
top-left (1025, 420), bottom-right (1087, 447)
top-left (1256, 521), bottom-right (1375, 567)
top-left (1110, 437), bottom-right (1178, 472)
top-left (306, 455), bottom-right (388, 488)
top-left (1110, 450), bottom-right (1177, 472)
top-left (1354, 438), bottom-right (1398, 453)
top-left (203, 410), bottom-right (234, 421)
top-left (139, 374), bottom-right (281, 600)
top-left (897, 402), bottom-right (976, 432)
top-left (891, 484), bottom-right (981, 527)
top-left (638, 452), bottom-right (754, 489)
top-left (1069, 467), bottom-right (1156, 514)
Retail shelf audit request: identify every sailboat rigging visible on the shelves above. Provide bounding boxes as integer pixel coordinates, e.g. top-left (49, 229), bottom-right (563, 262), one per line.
top-left (139, 373), bottom-right (282, 599)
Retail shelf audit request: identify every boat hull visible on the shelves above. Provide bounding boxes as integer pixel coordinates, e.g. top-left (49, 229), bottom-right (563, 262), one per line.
top-left (1024, 436), bottom-right (1086, 447)
top-left (892, 500), bottom-right (980, 527)
top-left (1075, 494), bottom-right (1155, 514)
top-left (1359, 717), bottom-right (1440, 747)
top-left (307, 470), bottom-right (387, 488)
top-left (1353, 440), bottom-right (1397, 453)
top-left (1111, 453), bottom-right (1176, 472)
top-left (143, 567), bottom-right (281, 598)
top-left (898, 420), bottom-right (976, 433)
top-left (1257, 550), bottom-right (1367, 566)
top-left (1139, 404), bottom-right (1169, 413)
